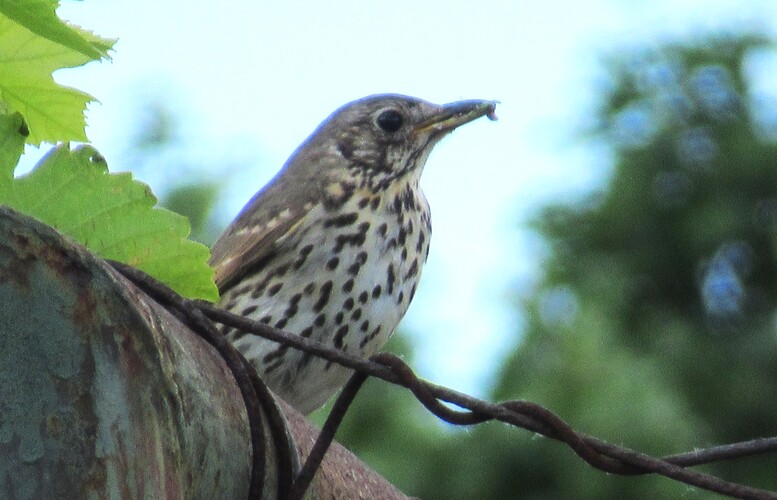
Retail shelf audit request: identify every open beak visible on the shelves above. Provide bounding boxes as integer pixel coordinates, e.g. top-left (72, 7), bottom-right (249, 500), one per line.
top-left (415, 99), bottom-right (498, 135)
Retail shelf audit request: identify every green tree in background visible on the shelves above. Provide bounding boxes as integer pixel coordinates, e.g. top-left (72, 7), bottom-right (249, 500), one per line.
top-left (125, 99), bottom-right (224, 245)
top-left (328, 32), bottom-right (777, 499)
top-left (491, 32), bottom-right (777, 498)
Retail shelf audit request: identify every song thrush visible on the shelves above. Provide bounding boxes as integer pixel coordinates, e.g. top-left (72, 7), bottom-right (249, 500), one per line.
top-left (211, 94), bottom-right (496, 413)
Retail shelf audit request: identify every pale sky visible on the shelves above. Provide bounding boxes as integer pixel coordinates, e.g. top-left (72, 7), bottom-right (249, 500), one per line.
top-left (48, 0), bottom-right (777, 396)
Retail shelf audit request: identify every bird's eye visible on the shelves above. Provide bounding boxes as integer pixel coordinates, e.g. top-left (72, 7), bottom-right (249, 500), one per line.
top-left (376, 110), bottom-right (403, 133)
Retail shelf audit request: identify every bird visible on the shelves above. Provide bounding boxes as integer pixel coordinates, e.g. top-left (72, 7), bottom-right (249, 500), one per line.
top-left (210, 94), bottom-right (497, 414)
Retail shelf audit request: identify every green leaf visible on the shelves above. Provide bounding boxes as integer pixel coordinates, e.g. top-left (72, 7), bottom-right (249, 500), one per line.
top-left (0, 144), bottom-right (219, 301)
top-left (0, 0), bottom-right (113, 60)
top-left (0, 8), bottom-right (114, 145)
top-left (0, 112), bottom-right (27, 187)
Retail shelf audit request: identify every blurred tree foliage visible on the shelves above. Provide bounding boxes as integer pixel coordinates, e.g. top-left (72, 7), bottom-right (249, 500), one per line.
top-left (321, 32), bottom-right (777, 499)
top-left (126, 99), bottom-right (224, 245)
top-left (131, 31), bottom-right (777, 499)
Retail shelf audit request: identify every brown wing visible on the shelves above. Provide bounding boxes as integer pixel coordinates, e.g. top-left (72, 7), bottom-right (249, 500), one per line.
top-left (210, 125), bottom-right (340, 294)
top-left (209, 182), bottom-right (317, 294)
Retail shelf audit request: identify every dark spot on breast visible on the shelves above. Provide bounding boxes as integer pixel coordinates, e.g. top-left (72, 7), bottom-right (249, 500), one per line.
top-left (260, 315), bottom-right (273, 324)
top-left (370, 197), bottom-right (380, 210)
top-left (314, 313), bottom-right (326, 327)
top-left (358, 221), bottom-right (370, 233)
top-left (300, 326), bottom-right (314, 338)
top-left (293, 244), bottom-right (315, 270)
top-left (351, 308), bottom-right (362, 321)
top-left (283, 304), bottom-right (298, 318)
top-left (324, 212), bottom-right (359, 228)
top-left (368, 325), bottom-right (382, 341)
top-left (379, 179), bottom-right (393, 192)
top-left (313, 280), bottom-right (333, 312)
top-left (267, 282), bottom-right (283, 296)
top-left (378, 223), bottom-right (388, 237)
top-left (347, 251), bottom-right (368, 276)
top-left (372, 284), bottom-right (382, 298)
top-left (274, 317), bottom-right (288, 329)
top-left (289, 293), bottom-right (303, 306)
top-left (326, 256), bottom-right (340, 270)
top-left (274, 264), bottom-right (290, 277)
top-left (335, 311), bottom-right (344, 324)
top-left (401, 248), bottom-right (408, 261)
top-left (334, 325), bottom-right (349, 348)
top-left (387, 264), bottom-right (396, 294)
top-left (397, 291), bottom-right (404, 304)
top-left (409, 283), bottom-right (417, 302)
top-left (333, 232), bottom-right (367, 253)
top-left (343, 297), bottom-right (354, 310)
top-left (404, 259), bottom-right (418, 280)
top-left (391, 195), bottom-right (402, 213)
top-left (360, 320), bottom-right (370, 332)
top-left (358, 197), bottom-right (370, 209)
top-left (397, 227), bottom-right (407, 245)
top-left (343, 278), bottom-right (354, 292)
top-left (401, 187), bottom-right (416, 210)
top-left (241, 305), bottom-right (258, 316)
top-left (358, 291), bottom-right (369, 304)
top-left (416, 231), bottom-right (426, 252)
top-left (251, 281), bottom-right (268, 298)
top-left (304, 282), bottom-right (316, 295)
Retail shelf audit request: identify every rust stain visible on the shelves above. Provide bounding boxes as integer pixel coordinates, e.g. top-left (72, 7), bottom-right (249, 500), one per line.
top-left (1, 208), bottom-right (257, 498)
top-left (72, 290), bottom-right (98, 331)
top-left (0, 233), bottom-right (37, 290)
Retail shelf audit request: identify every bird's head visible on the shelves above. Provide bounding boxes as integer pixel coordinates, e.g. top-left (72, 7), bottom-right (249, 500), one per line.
top-left (291, 94), bottom-right (497, 192)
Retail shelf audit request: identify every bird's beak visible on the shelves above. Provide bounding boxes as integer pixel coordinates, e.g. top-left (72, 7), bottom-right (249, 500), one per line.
top-left (414, 99), bottom-right (498, 135)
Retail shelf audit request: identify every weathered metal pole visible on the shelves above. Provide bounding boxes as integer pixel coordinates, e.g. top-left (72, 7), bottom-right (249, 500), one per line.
top-left (0, 207), bottom-right (408, 499)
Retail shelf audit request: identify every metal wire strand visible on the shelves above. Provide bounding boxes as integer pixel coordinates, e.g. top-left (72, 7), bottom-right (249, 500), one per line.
top-left (198, 300), bottom-right (777, 500)
top-left (109, 262), bottom-right (777, 500)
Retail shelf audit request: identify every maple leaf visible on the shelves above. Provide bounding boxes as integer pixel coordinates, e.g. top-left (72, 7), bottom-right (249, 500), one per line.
top-left (0, 0), bottom-right (114, 145)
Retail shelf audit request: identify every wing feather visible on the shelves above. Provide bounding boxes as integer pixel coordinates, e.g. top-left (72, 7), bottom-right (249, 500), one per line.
top-left (209, 182), bottom-right (317, 293)
top-left (209, 133), bottom-right (334, 294)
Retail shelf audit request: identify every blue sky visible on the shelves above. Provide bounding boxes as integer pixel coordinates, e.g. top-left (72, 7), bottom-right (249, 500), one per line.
top-left (50, 0), bottom-right (777, 396)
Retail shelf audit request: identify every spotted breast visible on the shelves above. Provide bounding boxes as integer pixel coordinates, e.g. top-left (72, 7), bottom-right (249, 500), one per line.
top-left (211, 94), bottom-right (496, 414)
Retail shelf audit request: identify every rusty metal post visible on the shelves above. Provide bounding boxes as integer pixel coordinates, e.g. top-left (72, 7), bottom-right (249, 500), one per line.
top-left (0, 207), bottom-right (408, 499)
top-left (0, 206), bottom-right (251, 498)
